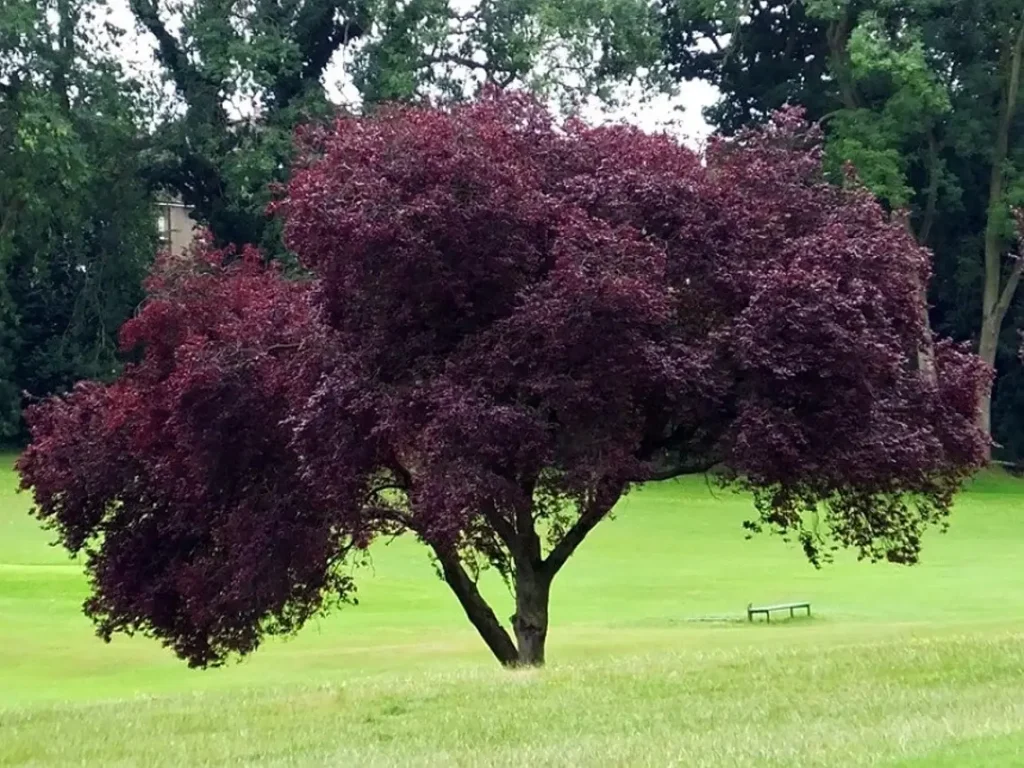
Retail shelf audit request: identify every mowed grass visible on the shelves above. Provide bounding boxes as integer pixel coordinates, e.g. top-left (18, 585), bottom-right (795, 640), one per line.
top-left (2, 452), bottom-right (1024, 766)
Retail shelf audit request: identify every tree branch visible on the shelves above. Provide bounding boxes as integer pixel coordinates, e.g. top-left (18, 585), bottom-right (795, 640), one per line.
top-left (641, 457), bottom-right (721, 482)
top-left (54, 0), bottom-right (76, 113)
top-left (983, 18), bottom-right (1024, 325)
top-left (362, 504), bottom-right (413, 535)
top-left (1006, 21), bottom-right (1024, 135)
top-left (275, 0), bottom-right (366, 108)
top-left (388, 452), bottom-right (414, 489)
top-left (129, 0), bottom-right (205, 99)
top-left (0, 198), bottom-right (23, 244)
top-left (996, 258), bottom-right (1024, 327)
top-left (422, 49), bottom-right (525, 90)
top-left (424, 53), bottom-right (495, 75)
top-left (634, 418), bottom-right (728, 483)
top-left (994, 211), bottom-right (1024, 327)
top-left (826, 10), bottom-right (858, 110)
top-left (917, 130), bottom-right (940, 245)
top-left (430, 542), bottom-right (519, 666)
top-left (542, 480), bottom-right (625, 578)
top-left (366, 482), bottom-right (405, 499)
top-left (495, 70), bottom-right (518, 89)
top-left (895, 209), bottom-right (939, 383)
top-left (478, 497), bottom-right (519, 560)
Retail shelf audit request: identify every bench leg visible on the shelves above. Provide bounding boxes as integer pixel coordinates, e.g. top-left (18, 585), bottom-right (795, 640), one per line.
top-left (790, 607), bottom-right (794, 618)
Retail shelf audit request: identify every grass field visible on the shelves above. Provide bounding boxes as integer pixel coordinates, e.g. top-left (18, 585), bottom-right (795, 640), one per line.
top-left (2, 451), bottom-right (1024, 766)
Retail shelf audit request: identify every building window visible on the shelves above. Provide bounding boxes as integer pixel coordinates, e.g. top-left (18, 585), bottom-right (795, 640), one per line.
top-left (156, 207), bottom-right (171, 247)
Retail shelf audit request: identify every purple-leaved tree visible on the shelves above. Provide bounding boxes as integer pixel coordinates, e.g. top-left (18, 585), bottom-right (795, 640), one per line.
top-left (18, 94), bottom-right (989, 668)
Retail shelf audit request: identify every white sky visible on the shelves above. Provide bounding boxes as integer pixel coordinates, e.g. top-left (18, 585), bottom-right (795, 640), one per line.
top-left (107, 0), bottom-right (718, 148)
top-left (583, 82), bottom-right (718, 148)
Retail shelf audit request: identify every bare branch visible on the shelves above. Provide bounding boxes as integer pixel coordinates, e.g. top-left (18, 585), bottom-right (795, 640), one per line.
top-left (542, 479), bottom-right (625, 578)
top-left (642, 457), bottom-right (721, 482)
top-left (366, 482), bottom-right (405, 498)
top-left (983, 19), bottom-right (1024, 324)
top-left (994, 210), bottom-right (1024, 326)
top-left (362, 504), bottom-right (413, 531)
top-left (424, 53), bottom-right (495, 74)
top-left (634, 419), bottom-right (728, 483)
top-left (389, 453), bottom-right (414, 489)
top-left (995, 258), bottom-right (1024, 327)
top-left (129, 0), bottom-right (205, 99)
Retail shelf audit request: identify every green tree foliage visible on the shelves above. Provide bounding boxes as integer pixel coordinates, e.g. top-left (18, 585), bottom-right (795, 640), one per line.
top-left (662, 0), bottom-right (1024, 454)
top-left (0, 0), bottom-right (155, 443)
top-left (354, 0), bottom-right (668, 107)
top-left (129, 0), bottom-right (365, 252)
top-left (133, 0), bottom-right (668, 251)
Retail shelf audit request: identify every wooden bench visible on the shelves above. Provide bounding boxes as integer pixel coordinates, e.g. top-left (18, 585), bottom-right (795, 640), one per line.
top-left (747, 601), bottom-right (810, 623)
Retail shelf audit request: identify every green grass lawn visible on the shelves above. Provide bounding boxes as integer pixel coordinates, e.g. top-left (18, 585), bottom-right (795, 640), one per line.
top-left (2, 451), bottom-right (1024, 766)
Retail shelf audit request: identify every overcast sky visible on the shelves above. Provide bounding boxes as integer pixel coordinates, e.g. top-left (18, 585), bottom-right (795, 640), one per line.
top-left (583, 82), bottom-right (717, 147)
top-left (107, 0), bottom-right (718, 148)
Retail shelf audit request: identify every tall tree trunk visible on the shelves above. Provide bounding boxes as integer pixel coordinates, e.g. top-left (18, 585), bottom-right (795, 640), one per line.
top-left (827, 10), bottom-right (859, 111)
top-left (977, 312), bottom-right (999, 438)
top-left (901, 214), bottom-right (937, 384)
top-left (978, 20), bottom-right (1024, 445)
top-left (916, 277), bottom-right (937, 385)
top-left (511, 565), bottom-right (551, 666)
top-left (53, 0), bottom-right (77, 113)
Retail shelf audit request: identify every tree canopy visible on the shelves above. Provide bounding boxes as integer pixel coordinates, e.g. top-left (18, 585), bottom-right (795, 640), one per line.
top-left (19, 94), bottom-right (987, 668)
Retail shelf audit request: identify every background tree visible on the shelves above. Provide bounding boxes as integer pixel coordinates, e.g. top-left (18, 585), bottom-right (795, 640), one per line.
top-left (129, 0), bottom-right (367, 252)
top-left (661, 0), bottom-right (1024, 455)
top-left (0, 0), bottom-right (666, 443)
top-left (354, 0), bottom-right (668, 107)
top-left (131, 0), bottom-right (667, 251)
top-left (19, 95), bottom-right (987, 669)
top-left (0, 0), bottom-right (155, 443)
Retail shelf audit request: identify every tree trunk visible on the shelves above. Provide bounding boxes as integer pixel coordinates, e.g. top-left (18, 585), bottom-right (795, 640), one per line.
top-left (902, 214), bottom-right (937, 385)
top-left (916, 280), bottom-right (937, 385)
top-left (977, 19), bottom-right (1024, 447)
top-left (511, 566), bottom-right (551, 666)
top-left (978, 313), bottom-right (999, 440)
top-left (429, 483), bottom-right (623, 669)
top-left (827, 11), bottom-right (859, 111)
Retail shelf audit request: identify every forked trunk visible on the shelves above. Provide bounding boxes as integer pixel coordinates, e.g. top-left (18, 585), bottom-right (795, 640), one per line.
top-left (431, 543), bottom-right (554, 668)
top-left (430, 483), bottom-right (625, 669)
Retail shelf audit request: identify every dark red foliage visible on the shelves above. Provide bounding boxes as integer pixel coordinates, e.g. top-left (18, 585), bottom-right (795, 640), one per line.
top-left (19, 95), bottom-right (988, 667)
top-left (19, 242), bottom-right (370, 667)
